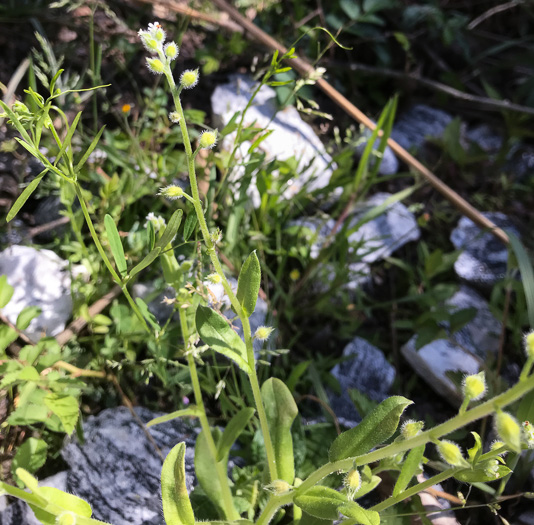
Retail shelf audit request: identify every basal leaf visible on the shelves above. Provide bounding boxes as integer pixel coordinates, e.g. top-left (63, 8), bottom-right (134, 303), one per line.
top-left (236, 251), bottom-right (261, 317)
top-left (161, 442), bottom-right (195, 525)
top-left (104, 214), bottom-right (127, 277)
top-left (261, 378), bottom-right (298, 483)
top-left (195, 305), bottom-right (249, 371)
top-left (329, 396), bottom-right (413, 462)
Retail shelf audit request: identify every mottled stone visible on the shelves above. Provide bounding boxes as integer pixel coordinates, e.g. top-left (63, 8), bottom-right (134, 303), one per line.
top-left (391, 104), bottom-right (453, 152)
top-left (466, 124), bottom-right (503, 154)
top-left (450, 213), bottom-right (519, 286)
top-left (0, 407), bottom-right (198, 525)
top-left (329, 337), bottom-right (395, 427)
top-left (211, 75), bottom-right (335, 206)
top-left (0, 245), bottom-right (72, 341)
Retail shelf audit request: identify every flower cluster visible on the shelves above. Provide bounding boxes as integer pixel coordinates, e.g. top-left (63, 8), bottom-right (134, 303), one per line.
top-left (138, 22), bottom-right (179, 75)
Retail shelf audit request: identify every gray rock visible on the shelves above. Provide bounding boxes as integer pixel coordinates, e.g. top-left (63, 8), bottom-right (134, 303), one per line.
top-left (356, 130), bottom-right (399, 175)
top-left (347, 192), bottom-right (421, 264)
top-left (0, 407), bottom-right (198, 525)
top-left (446, 286), bottom-right (501, 359)
top-left (391, 104), bottom-right (453, 152)
top-left (466, 124), bottom-right (503, 154)
top-left (450, 212), bottom-right (519, 286)
top-left (505, 144), bottom-right (534, 181)
top-left (329, 337), bottom-right (395, 427)
top-left (402, 333), bottom-right (483, 405)
top-left (0, 245), bottom-right (72, 341)
top-left (211, 75), bottom-right (335, 206)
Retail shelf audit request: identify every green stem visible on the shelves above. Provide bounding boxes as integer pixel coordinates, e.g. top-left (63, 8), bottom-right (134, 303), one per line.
top-left (165, 70), bottom-right (279, 482)
top-left (256, 492), bottom-right (293, 525)
top-left (73, 183), bottom-right (151, 334)
top-left (178, 309), bottom-right (240, 521)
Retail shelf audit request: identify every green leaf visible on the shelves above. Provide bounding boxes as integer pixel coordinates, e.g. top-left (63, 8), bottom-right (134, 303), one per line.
top-left (135, 297), bottom-right (161, 331)
top-left (7, 168), bottom-right (48, 222)
top-left (329, 396), bottom-right (413, 462)
top-left (147, 407), bottom-right (201, 427)
top-left (156, 209), bottom-right (184, 249)
top-left (104, 214), bottom-right (127, 277)
top-left (43, 393), bottom-right (79, 434)
top-left (467, 432), bottom-right (483, 464)
top-left (217, 407), bottom-right (255, 462)
top-left (183, 213), bottom-right (198, 242)
top-left (0, 100), bottom-right (33, 144)
top-left (129, 247), bottom-right (162, 279)
top-left (16, 306), bottom-right (42, 331)
top-left (340, 0), bottom-right (361, 19)
top-left (517, 389), bottom-right (534, 423)
top-left (294, 486), bottom-right (347, 520)
top-left (261, 378), bottom-right (298, 483)
top-left (195, 305), bottom-right (249, 371)
top-left (236, 251), bottom-right (261, 317)
top-left (8, 403), bottom-right (49, 426)
top-left (12, 438), bottom-right (48, 486)
top-left (75, 125), bottom-right (106, 173)
top-left (454, 462), bottom-right (511, 483)
top-left (339, 501), bottom-right (380, 525)
top-left (392, 444), bottom-right (425, 496)
top-left (0, 275), bottom-right (14, 308)
top-left (54, 111), bottom-right (81, 165)
top-left (508, 233), bottom-right (534, 327)
top-left (161, 442), bottom-right (195, 525)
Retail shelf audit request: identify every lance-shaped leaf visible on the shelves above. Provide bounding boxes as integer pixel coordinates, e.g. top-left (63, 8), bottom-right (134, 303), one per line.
top-left (392, 444), bottom-right (425, 497)
top-left (156, 209), bottom-right (183, 249)
top-left (329, 396), bottom-right (413, 462)
top-left (75, 125), bottom-right (106, 173)
top-left (147, 406), bottom-right (201, 428)
top-left (339, 501), bottom-right (380, 525)
top-left (104, 214), bottom-right (127, 277)
top-left (196, 305), bottom-right (249, 371)
top-left (128, 246), bottom-right (162, 279)
top-left (161, 442), bottom-right (195, 525)
top-left (236, 251), bottom-right (261, 317)
top-left (261, 378), bottom-right (298, 483)
top-left (217, 407), bottom-right (255, 461)
top-left (7, 168), bottom-right (48, 222)
top-left (294, 486), bottom-right (347, 520)
top-left (183, 213), bottom-right (197, 241)
top-left (0, 275), bottom-right (14, 308)
top-left (454, 461), bottom-right (511, 483)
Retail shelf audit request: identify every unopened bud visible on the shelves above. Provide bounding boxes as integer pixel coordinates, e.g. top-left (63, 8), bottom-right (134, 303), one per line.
top-left (158, 185), bottom-right (185, 200)
top-left (164, 42), bottom-right (179, 60)
top-left (199, 130), bottom-right (217, 149)
top-left (264, 479), bottom-right (292, 495)
top-left (523, 421), bottom-right (534, 449)
top-left (401, 419), bottom-right (424, 439)
top-left (146, 58), bottom-right (165, 75)
top-left (56, 512), bottom-right (77, 525)
top-left (254, 326), bottom-right (274, 342)
top-left (169, 111), bottom-right (181, 123)
top-left (207, 273), bottom-right (222, 284)
top-left (524, 331), bottom-right (534, 359)
top-left (344, 468), bottom-right (361, 498)
top-left (495, 411), bottom-right (521, 453)
top-left (138, 31), bottom-right (159, 53)
top-left (180, 69), bottom-right (199, 89)
top-left (147, 21), bottom-right (166, 42)
top-left (462, 372), bottom-right (486, 401)
top-left (437, 440), bottom-right (470, 468)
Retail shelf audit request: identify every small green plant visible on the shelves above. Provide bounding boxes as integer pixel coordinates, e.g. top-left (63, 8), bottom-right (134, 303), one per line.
top-left (1, 21), bottom-right (534, 525)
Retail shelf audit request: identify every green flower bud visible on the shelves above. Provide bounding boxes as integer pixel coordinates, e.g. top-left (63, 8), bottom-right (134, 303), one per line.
top-left (522, 421), bottom-right (534, 449)
top-left (207, 273), bottom-right (222, 284)
top-left (437, 440), bottom-right (470, 468)
top-left (401, 419), bottom-right (424, 439)
top-left (495, 411), bottom-right (521, 453)
top-left (138, 31), bottom-right (159, 53)
top-left (264, 479), bottom-right (292, 495)
top-left (199, 129), bottom-right (218, 149)
top-left (147, 21), bottom-right (166, 42)
top-left (146, 57), bottom-right (165, 75)
top-left (158, 185), bottom-right (185, 200)
top-left (169, 111), bottom-right (181, 123)
top-left (344, 468), bottom-right (361, 499)
top-left (164, 42), bottom-right (179, 60)
top-left (180, 69), bottom-right (199, 89)
top-left (254, 326), bottom-right (274, 342)
top-left (56, 512), bottom-right (77, 525)
top-left (462, 372), bottom-right (486, 401)
top-left (524, 331), bottom-right (534, 359)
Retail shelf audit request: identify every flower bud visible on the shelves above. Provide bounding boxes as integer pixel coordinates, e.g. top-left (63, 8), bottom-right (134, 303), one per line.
top-left (436, 440), bottom-right (470, 468)
top-left (344, 468), bottom-right (361, 498)
top-left (264, 480), bottom-right (292, 495)
top-left (490, 440), bottom-right (507, 455)
top-left (462, 372), bottom-right (486, 402)
top-left (169, 111), bottom-right (181, 123)
top-left (147, 21), bottom-right (165, 42)
top-left (180, 69), bottom-right (199, 89)
top-left (146, 58), bottom-right (165, 75)
top-left (495, 411), bottom-right (521, 453)
top-left (524, 331), bottom-right (534, 359)
top-left (523, 421), bottom-right (534, 449)
top-left (254, 326), bottom-right (274, 342)
top-left (289, 269), bottom-right (300, 281)
top-left (138, 31), bottom-right (159, 53)
top-left (164, 42), bottom-right (179, 60)
top-left (56, 512), bottom-right (77, 525)
top-left (159, 185), bottom-right (185, 200)
top-left (207, 273), bottom-right (222, 284)
top-left (199, 130), bottom-right (217, 149)
top-left (401, 419), bottom-right (424, 439)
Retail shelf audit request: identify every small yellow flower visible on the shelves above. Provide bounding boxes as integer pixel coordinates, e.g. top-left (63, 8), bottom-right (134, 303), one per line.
top-left (289, 269), bottom-right (300, 281)
top-left (121, 103), bottom-right (132, 114)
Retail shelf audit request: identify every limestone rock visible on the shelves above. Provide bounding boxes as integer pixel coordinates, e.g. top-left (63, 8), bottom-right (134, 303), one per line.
top-left (450, 212), bottom-right (519, 286)
top-left (329, 337), bottom-right (395, 427)
top-left (211, 74), bottom-right (335, 205)
top-left (0, 245), bottom-right (72, 341)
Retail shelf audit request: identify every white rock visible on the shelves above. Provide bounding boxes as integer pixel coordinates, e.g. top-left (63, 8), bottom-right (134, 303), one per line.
top-left (211, 75), bottom-right (335, 206)
top-left (0, 245), bottom-right (72, 341)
